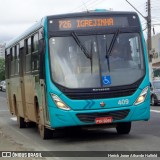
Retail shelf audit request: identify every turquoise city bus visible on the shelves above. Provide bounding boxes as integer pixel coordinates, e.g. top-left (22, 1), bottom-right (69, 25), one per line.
top-left (5, 11), bottom-right (150, 139)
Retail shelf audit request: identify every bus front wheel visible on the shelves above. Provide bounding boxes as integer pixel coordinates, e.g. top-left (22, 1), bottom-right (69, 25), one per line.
top-left (116, 122), bottom-right (131, 135)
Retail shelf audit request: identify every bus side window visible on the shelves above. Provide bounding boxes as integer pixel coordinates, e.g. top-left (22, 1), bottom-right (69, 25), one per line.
top-left (5, 49), bottom-right (10, 79)
top-left (15, 45), bottom-right (20, 75)
top-left (10, 48), bottom-right (13, 61)
top-left (10, 48), bottom-right (15, 76)
top-left (25, 38), bottom-right (32, 73)
top-left (32, 33), bottom-right (39, 71)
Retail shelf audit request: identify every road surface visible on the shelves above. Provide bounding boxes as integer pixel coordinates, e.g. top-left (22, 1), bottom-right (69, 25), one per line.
top-left (0, 91), bottom-right (160, 160)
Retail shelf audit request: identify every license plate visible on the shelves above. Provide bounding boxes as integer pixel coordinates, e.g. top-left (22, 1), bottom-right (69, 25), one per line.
top-left (95, 117), bottom-right (113, 124)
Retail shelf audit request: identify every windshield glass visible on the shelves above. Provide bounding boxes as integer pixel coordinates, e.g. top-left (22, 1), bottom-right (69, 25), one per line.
top-left (49, 33), bottom-right (145, 88)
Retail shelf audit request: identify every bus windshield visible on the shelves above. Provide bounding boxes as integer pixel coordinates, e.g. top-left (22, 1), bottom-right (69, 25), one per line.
top-left (49, 33), bottom-right (145, 88)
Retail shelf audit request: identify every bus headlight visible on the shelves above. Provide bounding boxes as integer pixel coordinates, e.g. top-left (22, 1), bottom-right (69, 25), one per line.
top-left (134, 87), bottom-right (149, 106)
top-left (50, 94), bottom-right (71, 110)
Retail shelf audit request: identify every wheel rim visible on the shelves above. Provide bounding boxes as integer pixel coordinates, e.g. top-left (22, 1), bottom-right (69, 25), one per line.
top-left (151, 97), bottom-right (154, 105)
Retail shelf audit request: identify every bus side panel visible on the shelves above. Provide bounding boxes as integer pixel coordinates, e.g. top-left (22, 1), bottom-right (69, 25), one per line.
top-left (18, 47), bottom-right (27, 120)
top-left (11, 77), bottom-right (24, 118)
top-left (6, 79), bottom-right (13, 114)
top-left (24, 74), bottom-right (37, 122)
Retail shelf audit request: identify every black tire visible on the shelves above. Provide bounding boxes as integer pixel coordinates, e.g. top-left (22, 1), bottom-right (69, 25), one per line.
top-left (38, 124), bottom-right (53, 139)
top-left (116, 122), bottom-right (131, 135)
top-left (151, 96), bottom-right (157, 106)
top-left (26, 122), bottom-right (36, 128)
top-left (17, 116), bottom-right (26, 128)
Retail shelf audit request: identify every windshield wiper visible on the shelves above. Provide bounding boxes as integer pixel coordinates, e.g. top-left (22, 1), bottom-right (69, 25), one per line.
top-left (72, 32), bottom-right (93, 73)
top-left (71, 32), bottom-right (91, 59)
top-left (105, 29), bottom-right (120, 72)
top-left (90, 40), bottom-right (93, 73)
top-left (107, 29), bottom-right (120, 55)
top-left (105, 47), bottom-right (110, 72)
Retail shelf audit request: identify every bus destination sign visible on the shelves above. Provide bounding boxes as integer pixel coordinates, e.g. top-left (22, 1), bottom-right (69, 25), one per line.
top-left (59, 18), bottom-right (114, 29)
top-left (49, 16), bottom-right (129, 31)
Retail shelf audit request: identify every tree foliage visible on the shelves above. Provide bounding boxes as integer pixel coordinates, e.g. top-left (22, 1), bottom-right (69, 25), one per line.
top-left (0, 58), bottom-right (5, 81)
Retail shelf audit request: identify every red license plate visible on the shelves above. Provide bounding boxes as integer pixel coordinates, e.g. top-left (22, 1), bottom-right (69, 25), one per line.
top-left (95, 117), bottom-right (113, 124)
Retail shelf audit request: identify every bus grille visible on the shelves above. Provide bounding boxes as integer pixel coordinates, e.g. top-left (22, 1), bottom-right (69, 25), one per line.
top-left (76, 109), bottom-right (130, 123)
top-left (65, 88), bottom-right (136, 100)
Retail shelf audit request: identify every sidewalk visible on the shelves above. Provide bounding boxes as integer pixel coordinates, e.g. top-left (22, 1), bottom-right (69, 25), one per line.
top-left (0, 127), bottom-right (46, 160)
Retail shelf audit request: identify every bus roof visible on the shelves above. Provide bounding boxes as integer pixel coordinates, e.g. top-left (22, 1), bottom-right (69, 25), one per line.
top-left (47, 11), bottom-right (138, 19)
top-left (6, 17), bottom-right (46, 49)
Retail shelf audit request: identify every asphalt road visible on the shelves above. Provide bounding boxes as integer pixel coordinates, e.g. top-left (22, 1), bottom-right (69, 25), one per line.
top-left (0, 91), bottom-right (6, 98)
top-left (0, 91), bottom-right (160, 160)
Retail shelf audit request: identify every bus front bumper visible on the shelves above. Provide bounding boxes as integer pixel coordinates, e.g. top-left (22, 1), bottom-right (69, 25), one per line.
top-left (48, 99), bottom-right (150, 128)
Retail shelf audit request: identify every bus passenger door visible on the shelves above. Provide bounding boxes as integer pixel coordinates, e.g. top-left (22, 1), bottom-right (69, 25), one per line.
top-left (19, 46), bottom-right (27, 119)
top-left (5, 51), bottom-right (13, 113)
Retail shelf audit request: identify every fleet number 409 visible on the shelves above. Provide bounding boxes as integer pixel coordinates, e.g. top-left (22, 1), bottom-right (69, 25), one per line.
top-left (118, 99), bottom-right (129, 105)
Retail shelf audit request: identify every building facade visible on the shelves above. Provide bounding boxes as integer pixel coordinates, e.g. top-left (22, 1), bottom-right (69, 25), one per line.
top-left (152, 33), bottom-right (160, 77)
top-left (0, 43), bottom-right (5, 58)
